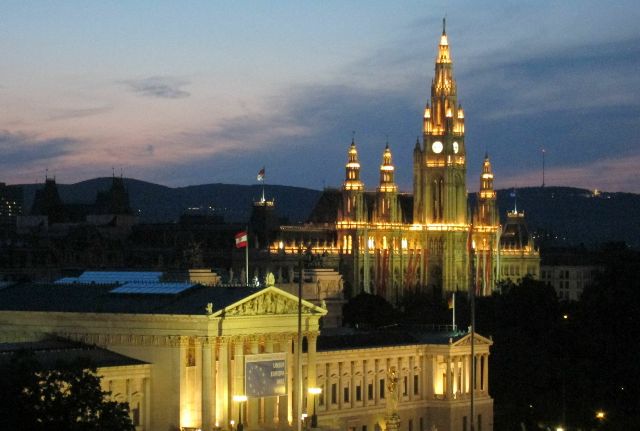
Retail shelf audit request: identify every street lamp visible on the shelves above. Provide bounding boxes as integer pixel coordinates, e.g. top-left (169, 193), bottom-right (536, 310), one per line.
top-left (308, 387), bottom-right (322, 428)
top-left (232, 395), bottom-right (248, 431)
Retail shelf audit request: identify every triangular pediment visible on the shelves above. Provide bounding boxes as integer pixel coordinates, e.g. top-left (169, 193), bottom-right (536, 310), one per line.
top-left (213, 286), bottom-right (327, 317)
top-left (452, 333), bottom-right (493, 347)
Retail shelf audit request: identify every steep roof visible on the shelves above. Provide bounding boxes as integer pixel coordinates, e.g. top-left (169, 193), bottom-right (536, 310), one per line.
top-left (306, 189), bottom-right (414, 224)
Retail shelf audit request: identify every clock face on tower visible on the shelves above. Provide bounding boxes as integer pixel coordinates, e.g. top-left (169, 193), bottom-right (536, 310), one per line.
top-left (432, 141), bottom-right (443, 154)
top-left (453, 141), bottom-right (459, 154)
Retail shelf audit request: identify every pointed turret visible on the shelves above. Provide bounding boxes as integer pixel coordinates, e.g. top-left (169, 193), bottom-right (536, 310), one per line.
top-left (378, 143), bottom-right (397, 193)
top-left (343, 138), bottom-right (364, 192)
top-left (375, 143), bottom-right (399, 223)
top-left (476, 154), bottom-right (497, 226)
top-left (341, 138), bottom-right (365, 223)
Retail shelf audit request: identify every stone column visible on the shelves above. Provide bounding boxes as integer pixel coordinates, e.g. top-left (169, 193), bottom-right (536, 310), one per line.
top-left (451, 356), bottom-right (457, 398)
top-left (408, 356), bottom-right (414, 401)
top-left (218, 338), bottom-right (230, 428)
top-left (194, 338), bottom-right (203, 427)
top-left (474, 354), bottom-right (481, 393)
top-left (144, 377), bottom-right (151, 430)
top-left (176, 336), bottom-right (188, 428)
top-left (264, 337), bottom-right (276, 426)
top-left (460, 354), bottom-right (466, 395)
top-left (248, 338), bottom-right (260, 428)
top-left (291, 336), bottom-right (300, 427)
top-left (350, 360), bottom-right (356, 408)
top-left (202, 338), bottom-right (213, 430)
top-left (445, 355), bottom-right (452, 400)
top-left (233, 338), bottom-right (245, 427)
top-left (424, 355), bottom-right (433, 398)
top-left (279, 335), bottom-right (291, 428)
top-left (483, 354), bottom-right (489, 393)
top-left (307, 333), bottom-right (318, 389)
top-left (337, 361), bottom-right (343, 410)
top-left (374, 359), bottom-right (380, 405)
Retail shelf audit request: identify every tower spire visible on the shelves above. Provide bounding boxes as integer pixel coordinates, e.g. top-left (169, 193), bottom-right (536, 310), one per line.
top-left (443, 17), bottom-right (446, 35)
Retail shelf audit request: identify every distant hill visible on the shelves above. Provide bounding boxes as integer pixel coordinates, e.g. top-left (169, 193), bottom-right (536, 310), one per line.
top-left (19, 178), bottom-right (321, 224)
top-left (16, 180), bottom-right (640, 248)
top-left (492, 186), bottom-right (640, 248)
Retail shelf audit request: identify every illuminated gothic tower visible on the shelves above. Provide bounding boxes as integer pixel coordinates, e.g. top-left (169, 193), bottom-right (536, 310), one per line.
top-left (473, 155), bottom-right (500, 295)
top-left (341, 138), bottom-right (365, 222)
top-left (414, 19), bottom-right (466, 224)
top-left (476, 154), bottom-right (497, 227)
top-left (412, 19), bottom-right (468, 292)
top-left (374, 144), bottom-right (400, 223)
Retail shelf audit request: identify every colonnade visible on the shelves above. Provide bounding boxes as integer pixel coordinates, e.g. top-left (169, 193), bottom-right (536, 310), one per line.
top-left (175, 333), bottom-right (319, 430)
top-left (441, 353), bottom-right (490, 400)
top-left (311, 349), bottom-right (490, 415)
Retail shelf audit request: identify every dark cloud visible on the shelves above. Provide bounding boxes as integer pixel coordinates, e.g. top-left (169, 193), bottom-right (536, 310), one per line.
top-left (122, 76), bottom-right (190, 99)
top-left (48, 105), bottom-right (113, 121)
top-left (458, 37), bottom-right (640, 189)
top-left (0, 130), bottom-right (78, 168)
top-left (172, 34), bottom-right (640, 193)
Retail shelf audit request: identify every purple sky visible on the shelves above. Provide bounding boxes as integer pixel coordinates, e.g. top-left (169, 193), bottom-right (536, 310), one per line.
top-left (1, 1), bottom-right (639, 192)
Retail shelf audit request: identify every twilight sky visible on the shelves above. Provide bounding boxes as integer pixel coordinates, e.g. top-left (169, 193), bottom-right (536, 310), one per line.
top-left (1, 1), bottom-right (639, 192)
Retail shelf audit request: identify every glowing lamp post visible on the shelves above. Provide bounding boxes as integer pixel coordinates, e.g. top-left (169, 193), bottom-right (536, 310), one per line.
top-left (232, 395), bottom-right (248, 431)
top-left (308, 387), bottom-right (322, 428)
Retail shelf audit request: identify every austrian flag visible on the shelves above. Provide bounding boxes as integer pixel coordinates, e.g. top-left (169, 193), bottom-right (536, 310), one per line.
top-left (235, 231), bottom-right (248, 248)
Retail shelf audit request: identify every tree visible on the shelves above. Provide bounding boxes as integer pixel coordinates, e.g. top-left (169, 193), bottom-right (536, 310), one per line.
top-left (0, 350), bottom-right (135, 431)
top-left (342, 292), bottom-right (397, 328)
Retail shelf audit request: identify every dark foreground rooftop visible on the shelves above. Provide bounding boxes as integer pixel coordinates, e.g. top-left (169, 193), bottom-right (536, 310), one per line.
top-left (317, 326), bottom-right (469, 351)
top-left (0, 281), bottom-right (258, 315)
top-left (0, 338), bottom-right (146, 369)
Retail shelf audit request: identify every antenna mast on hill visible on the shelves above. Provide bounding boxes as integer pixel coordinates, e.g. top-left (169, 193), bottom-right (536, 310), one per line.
top-left (542, 148), bottom-right (546, 187)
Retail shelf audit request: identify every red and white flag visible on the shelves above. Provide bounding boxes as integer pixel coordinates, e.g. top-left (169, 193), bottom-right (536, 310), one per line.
top-left (235, 231), bottom-right (248, 248)
top-left (257, 167), bottom-right (265, 181)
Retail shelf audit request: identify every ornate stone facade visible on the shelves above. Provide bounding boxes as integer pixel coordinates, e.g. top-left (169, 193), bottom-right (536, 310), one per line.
top-left (0, 285), bottom-right (493, 431)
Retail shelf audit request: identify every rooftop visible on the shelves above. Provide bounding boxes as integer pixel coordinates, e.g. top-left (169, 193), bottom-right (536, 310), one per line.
top-left (317, 326), bottom-right (469, 351)
top-left (0, 338), bottom-right (147, 369)
top-left (0, 280), bottom-right (258, 315)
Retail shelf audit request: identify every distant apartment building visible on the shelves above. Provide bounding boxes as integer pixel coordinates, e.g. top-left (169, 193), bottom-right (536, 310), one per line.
top-left (0, 182), bottom-right (22, 225)
top-left (540, 248), bottom-right (603, 301)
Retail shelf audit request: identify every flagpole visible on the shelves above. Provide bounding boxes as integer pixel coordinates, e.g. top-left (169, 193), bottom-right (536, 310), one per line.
top-left (468, 223), bottom-right (476, 431)
top-left (245, 225), bottom-right (249, 286)
top-left (452, 291), bottom-right (456, 331)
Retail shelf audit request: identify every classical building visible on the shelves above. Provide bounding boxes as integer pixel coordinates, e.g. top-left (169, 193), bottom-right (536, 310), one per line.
top-left (0, 272), bottom-right (493, 431)
top-left (251, 23), bottom-right (538, 302)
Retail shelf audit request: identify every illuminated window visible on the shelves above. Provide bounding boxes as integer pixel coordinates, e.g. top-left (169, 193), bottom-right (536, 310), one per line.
top-left (132, 402), bottom-right (140, 426)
